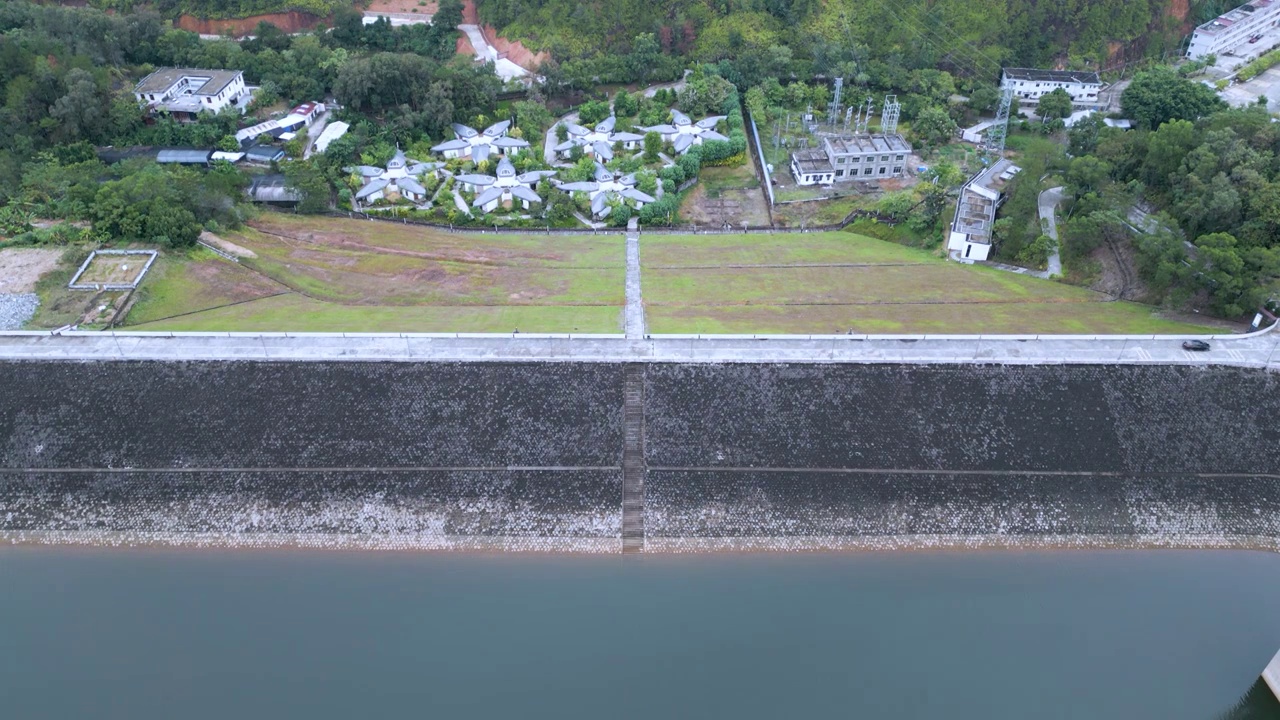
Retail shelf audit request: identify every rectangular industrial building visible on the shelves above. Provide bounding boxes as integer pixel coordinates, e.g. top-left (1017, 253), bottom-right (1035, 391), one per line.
top-left (791, 133), bottom-right (911, 186)
top-left (947, 159), bottom-right (1020, 263)
top-left (1001, 68), bottom-right (1102, 107)
top-left (1186, 0), bottom-right (1280, 59)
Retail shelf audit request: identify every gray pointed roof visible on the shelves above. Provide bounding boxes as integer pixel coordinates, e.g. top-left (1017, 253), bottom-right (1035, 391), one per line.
top-left (695, 115), bottom-right (727, 129)
top-left (701, 130), bottom-right (730, 142)
top-left (620, 187), bottom-right (656, 203)
top-left (354, 178), bottom-right (389, 199)
top-left (557, 181), bottom-right (599, 192)
top-left (432, 138), bottom-right (470, 152)
top-left (673, 134), bottom-right (696, 153)
top-left (473, 187), bottom-right (505, 207)
top-left (346, 165), bottom-right (384, 177)
top-left (594, 116), bottom-right (616, 133)
top-left (452, 123), bottom-right (479, 138)
top-left (643, 124), bottom-right (678, 135)
top-left (553, 139), bottom-right (577, 152)
top-left (592, 142), bottom-right (614, 161)
top-left (593, 163), bottom-right (614, 183)
top-left (566, 123), bottom-right (590, 137)
top-left (483, 119), bottom-right (511, 137)
top-left (510, 186), bottom-right (541, 203)
top-left (387, 147), bottom-right (406, 169)
top-left (671, 109), bottom-right (692, 126)
top-left (618, 173), bottom-right (637, 186)
top-left (473, 144), bottom-right (492, 163)
top-left (456, 173), bottom-right (496, 187)
top-left (496, 157), bottom-right (517, 178)
top-left (492, 136), bottom-right (529, 148)
top-left (590, 193), bottom-right (608, 215)
top-left (612, 131), bottom-right (644, 142)
top-left (397, 177), bottom-right (426, 196)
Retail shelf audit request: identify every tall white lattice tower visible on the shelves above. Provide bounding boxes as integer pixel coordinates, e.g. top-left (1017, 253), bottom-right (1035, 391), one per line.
top-left (829, 77), bottom-right (844, 127)
top-left (880, 95), bottom-right (901, 135)
top-left (983, 86), bottom-right (1014, 159)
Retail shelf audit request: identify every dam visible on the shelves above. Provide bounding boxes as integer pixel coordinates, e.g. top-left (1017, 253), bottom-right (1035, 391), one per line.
top-left (2, 359), bottom-right (1279, 552)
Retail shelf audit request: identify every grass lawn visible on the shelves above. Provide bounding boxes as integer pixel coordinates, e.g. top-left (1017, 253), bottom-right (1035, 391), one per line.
top-left (130, 294), bottom-right (620, 333)
top-left (641, 230), bottom-right (1216, 335)
top-left (123, 214), bottom-right (626, 333)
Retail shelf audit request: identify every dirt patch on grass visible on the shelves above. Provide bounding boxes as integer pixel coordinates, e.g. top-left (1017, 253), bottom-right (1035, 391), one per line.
top-left (681, 168), bottom-right (772, 227)
top-left (0, 249), bottom-right (64, 294)
top-left (200, 231), bottom-right (256, 259)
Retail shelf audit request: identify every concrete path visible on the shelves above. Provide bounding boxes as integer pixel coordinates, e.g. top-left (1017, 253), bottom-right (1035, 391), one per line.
top-left (624, 218), bottom-right (645, 338)
top-left (1, 325), bottom-right (1275, 365)
top-left (1038, 186), bottom-right (1066, 278)
top-left (544, 112), bottom-right (577, 167)
top-left (363, 11), bottom-right (432, 26)
top-left (459, 24), bottom-right (529, 81)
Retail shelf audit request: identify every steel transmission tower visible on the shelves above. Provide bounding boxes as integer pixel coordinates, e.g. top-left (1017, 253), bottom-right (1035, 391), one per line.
top-left (983, 86), bottom-right (1014, 160)
top-left (880, 95), bottom-right (900, 135)
top-left (829, 77), bottom-right (844, 129)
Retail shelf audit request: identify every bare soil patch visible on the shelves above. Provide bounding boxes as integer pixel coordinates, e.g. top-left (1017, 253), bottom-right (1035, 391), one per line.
top-left (366, 0), bottom-right (438, 13)
top-left (200, 231), bottom-right (257, 259)
top-left (0, 249), bottom-right (64, 294)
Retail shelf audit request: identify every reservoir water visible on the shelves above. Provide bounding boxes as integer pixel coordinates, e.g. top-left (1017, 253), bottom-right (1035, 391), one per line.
top-left (2, 548), bottom-right (1279, 720)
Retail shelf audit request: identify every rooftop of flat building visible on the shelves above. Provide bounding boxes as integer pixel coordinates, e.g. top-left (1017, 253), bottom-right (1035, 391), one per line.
top-left (1196, 0), bottom-right (1276, 33)
top-left (134, 68), bottom-right (243, 97)
top-left (824, 133), bottom-right (912, 156)
top-left (1002, 68), bottom-right (1101, 85)
top-left (792, 149), bottom-right (833, 175)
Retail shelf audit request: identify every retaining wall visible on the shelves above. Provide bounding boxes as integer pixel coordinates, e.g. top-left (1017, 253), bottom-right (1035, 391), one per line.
top-left (1, 361), bottom-right (1278, 553)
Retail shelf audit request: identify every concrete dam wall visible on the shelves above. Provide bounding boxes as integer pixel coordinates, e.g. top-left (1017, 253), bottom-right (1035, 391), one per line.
top-left (1, 361), bottom-right (1278, 552)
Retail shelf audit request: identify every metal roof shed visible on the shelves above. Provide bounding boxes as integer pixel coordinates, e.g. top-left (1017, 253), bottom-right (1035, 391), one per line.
top-left (156, 149), bottom-right (212, 165)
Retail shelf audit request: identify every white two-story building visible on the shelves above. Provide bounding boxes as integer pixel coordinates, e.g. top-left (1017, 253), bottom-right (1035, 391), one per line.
top-left (1001, 68), bottom-right (1102, 108)
top-left (134, 68), bottom-right (250, 121)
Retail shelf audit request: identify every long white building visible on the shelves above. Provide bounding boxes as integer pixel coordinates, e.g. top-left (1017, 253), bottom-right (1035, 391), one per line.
top-left (1001, 68), bottom-right (1102, 107)
top-left (1186, 0), bottom-right (1280, 59)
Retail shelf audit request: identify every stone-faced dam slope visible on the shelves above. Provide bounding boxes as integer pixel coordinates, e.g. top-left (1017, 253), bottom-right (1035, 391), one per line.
top-left (1, 361), bottom-right (1278, 552)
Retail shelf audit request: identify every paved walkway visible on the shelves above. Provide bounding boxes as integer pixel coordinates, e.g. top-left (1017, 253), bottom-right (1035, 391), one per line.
top-left (624, 219), bottom-right (645, 338)
top-left (1, 325), bottom-right (1275, 365)
top-left (459, 24), bottom-right (529, 81)
top-left (1038, 186), bottom-right (1066, 278)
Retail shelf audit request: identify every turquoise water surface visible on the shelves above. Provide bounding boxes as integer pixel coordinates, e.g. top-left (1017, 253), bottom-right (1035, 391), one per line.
top-left (2, 548), bottom-right (1279, 720)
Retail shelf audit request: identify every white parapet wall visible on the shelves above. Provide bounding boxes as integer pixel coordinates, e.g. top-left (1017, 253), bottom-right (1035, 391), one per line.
top-left (1264, 648), bottom-right (1280, 702)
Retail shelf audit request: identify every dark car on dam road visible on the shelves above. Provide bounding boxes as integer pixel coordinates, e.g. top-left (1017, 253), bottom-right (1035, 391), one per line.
top-left (1182, 340), bottom-right (1211, 351)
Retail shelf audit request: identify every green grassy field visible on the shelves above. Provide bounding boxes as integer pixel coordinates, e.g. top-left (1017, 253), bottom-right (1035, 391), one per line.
top-left (640, 231), bottom-right (1216, 335)
top-left (124, 214), bottom-right (626, 333)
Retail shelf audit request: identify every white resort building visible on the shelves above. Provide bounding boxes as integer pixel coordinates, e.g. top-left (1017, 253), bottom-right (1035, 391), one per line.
top-left (1187, 0), bottom-right (1280, 59)
top-left (790, 134), bottom-right (912, 186)
top-left (347, 148), bottom-right (444, 206)
top-left (947, 159), bottom-right (1021, 263)
top-left (640, 110), bottom-right (729, 155)
top-left (455, 156), bottom-right (555, 214)
top-left (431, 120), bottom-right (530, 162)
top-left (553, 116), bottom-right (646, 161)
top-left (133, 68), bottom-right (250, 120)
top-left (554, 163), bottom-right (656, 218)
top-left (1000, 68), bottom-right (1102, 108)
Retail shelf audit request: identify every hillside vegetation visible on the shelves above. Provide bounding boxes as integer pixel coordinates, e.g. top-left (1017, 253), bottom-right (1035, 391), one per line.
top-left (477, 0), bottom-right (1218, 72)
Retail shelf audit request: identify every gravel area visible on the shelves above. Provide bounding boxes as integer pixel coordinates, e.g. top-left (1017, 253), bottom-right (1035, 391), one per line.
top-left (0, 294), bottom-right (39, 330)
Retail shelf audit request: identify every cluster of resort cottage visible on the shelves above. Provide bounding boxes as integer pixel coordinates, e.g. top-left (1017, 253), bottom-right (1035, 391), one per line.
top-left (129, 64), bottom-right (1106, 233)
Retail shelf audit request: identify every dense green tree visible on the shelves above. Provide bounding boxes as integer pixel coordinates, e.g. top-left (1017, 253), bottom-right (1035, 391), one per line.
top-left (643, 131), bottom-right (662, 162)
top-left (1036, 88), bottom-right (1074, 122)
top-left (910, 106), bottom-right (958, 148)
top-left (1121, 68), bottom-right (1226, 130)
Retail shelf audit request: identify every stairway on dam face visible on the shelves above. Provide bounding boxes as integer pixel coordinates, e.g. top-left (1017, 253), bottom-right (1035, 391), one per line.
top-left (622, 363), bottom-right (645, 552)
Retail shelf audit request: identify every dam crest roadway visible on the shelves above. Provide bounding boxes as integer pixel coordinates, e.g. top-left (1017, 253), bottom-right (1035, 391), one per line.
top-left (1, 324), bottom-right (1279, 366)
